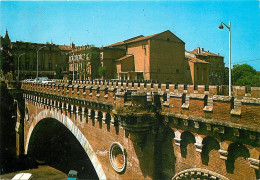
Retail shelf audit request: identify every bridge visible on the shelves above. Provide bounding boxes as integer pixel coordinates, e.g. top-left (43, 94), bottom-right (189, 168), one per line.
top-left (10, 80), bottom-right (260, 179)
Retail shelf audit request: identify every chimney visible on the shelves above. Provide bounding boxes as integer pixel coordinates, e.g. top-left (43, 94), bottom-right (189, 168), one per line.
top-left (70, 42), bottom-right (75, 49)
top-left (197, 47), bottom-right (201, 54)
top-left (201, 48), bottom-right (204, 52)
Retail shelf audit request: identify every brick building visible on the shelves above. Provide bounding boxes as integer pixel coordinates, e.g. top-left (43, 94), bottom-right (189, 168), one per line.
top-left (106, 30), bottom-right (189, 83)
top-left (100, 47), bottom-right (125, 80)
top-left (186, 47), bottom-right (225, 85)
top-left (11, 41), bottom-right (71, 79)
top-left (185, 55), bottom-right (209, 85)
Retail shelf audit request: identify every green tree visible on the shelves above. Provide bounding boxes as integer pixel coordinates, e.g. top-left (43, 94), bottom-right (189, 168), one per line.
top-left (223, 67), bottom-right (229, 85)
top-left (80, 47), bottom-right (101, 80)
top-left (0, 36), bottom-right (14, 75)
top-left (232, 64), bottom-right (260, 87)
top-left (98, 66), bottom-right (106, 79)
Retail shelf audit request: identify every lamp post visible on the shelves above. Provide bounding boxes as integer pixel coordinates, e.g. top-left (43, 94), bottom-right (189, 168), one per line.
top-left (36, 46), bottom-right (46, 79)
top-left (17, 53), bottom-right (25, 81)
top-left (219, 21), bottom-right (231, 96)
top-left (72, 52), bottom-right (75, 81)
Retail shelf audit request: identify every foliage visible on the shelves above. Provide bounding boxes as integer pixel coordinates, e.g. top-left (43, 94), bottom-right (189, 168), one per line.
top-left (116, 104), bottom-right (156, 118)
top-left (232, 64), bottom-right (260, 87)
top-left (98, 66), bottom-right (106, 79)
top-left (223, 67), bottom-right (229, 85)
top-left (80, 47), bottom-right (101, 79)
top-left (0, 36), bottom-right (14, 75)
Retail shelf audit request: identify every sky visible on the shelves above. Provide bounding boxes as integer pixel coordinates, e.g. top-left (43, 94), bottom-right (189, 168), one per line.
top-left (1, 0), bottom-right (260, 70)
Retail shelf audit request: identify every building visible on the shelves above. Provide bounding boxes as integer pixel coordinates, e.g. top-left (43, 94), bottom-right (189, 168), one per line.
top-left (2, 30), bottom-right (72, 80)
top-left (68, 45), bottom-right (101, 80)
top-left (106, 30), bottom-right (189, 83)
top-left (11, 41), bottom-right (71, 80)
top-left (186, 47), bottom-right (225, 85)
top-left (185, 55), bottom-right (209, 85)
top-left (100, 47), bottom-right (125, 80)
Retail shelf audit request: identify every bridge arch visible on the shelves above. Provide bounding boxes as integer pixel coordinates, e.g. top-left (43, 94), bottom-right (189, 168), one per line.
top-left (24, 109), bottom-right (107, 180)
top-left (172, 168), bottom-right (229, 180)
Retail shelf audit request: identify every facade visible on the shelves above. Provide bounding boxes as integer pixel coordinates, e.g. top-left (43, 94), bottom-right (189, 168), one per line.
top-left (107, 30), bottom-right (189, 83)
top-left (186, 55), bottom-right (209, 85)
top-left (10, 41), bottom-right (71, 80)
top-left (100, 47), bottom-right (125, 80)
top-left (2, 30), bottom-right (72, 80)
top-left (186, 47), bottom-right (225, 85)
top-left (68, 45), bottom-right (101, 80)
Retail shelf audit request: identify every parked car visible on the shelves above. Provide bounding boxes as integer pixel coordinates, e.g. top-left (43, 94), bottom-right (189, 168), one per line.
top-left (37, 77), bottom-right (49, 82)
top-left (67, 170), bottom-right (78, 180)
top-left (33, 77), bottom-right (55, 84)
top-left (12, 173), bottom-right (32, 180)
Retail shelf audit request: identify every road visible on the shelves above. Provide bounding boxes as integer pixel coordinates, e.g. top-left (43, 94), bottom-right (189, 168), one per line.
top-left (0, 164), bottom-right (67, 180)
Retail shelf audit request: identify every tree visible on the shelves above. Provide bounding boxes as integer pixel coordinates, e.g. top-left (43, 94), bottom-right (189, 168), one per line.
top-left (80, 47), bottom-right (101, 80)
top-left (231, 64), bottom-right (260, 87)
top-left (0, 36), bottom-right (14, 75)
top-left (98, 66), bottom-right (106, 79)
top-left (223, 67), bottom-right (229, 85)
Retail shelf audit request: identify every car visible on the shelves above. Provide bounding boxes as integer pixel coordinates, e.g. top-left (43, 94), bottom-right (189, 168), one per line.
top-left (67, 170), bottom-right (78, 180)
top-left (11, 173), bottom-right (32, 180)
top-left (37, 77), bottom-right (49, 82)
top-left (42, 79), bottom-right (55, 84)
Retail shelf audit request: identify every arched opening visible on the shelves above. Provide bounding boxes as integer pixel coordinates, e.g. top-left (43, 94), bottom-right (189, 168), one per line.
top-left (91, 109), bottom-right (95, 126)
top-left (201, 136), bottom-right (220, 165)
top-left (27, 118), bottom-right (99, 179)
top-left (98, 111), bottom-right (103, 128)
top-left (226, 143), bottom-right (250, 174)
top-left (106, 113), bottom-right (111, 131)
top-left (180, 131), bottom-right (195, 158)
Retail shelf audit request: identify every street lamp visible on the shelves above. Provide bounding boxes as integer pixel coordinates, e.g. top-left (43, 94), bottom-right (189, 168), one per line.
top-left (36, 46), bottom-right (46, 79)
top-left (14, 53), bottom-right (26, 81)
top-left (72, 52), bottom-right (75, 81)
top-left (219, 21), bottom-right (231, 96)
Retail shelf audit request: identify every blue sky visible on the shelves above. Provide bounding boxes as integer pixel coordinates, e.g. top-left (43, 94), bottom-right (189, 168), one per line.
top-left (1, 1), bottom-right (260, 70)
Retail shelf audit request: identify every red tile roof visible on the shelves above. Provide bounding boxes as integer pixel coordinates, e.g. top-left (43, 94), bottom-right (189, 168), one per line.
top-left (186, 55), bottom-right (209, 64)
top-left (190, 48), bottom-right (222, 57)
top-left (107, 30), bottom-right (184, 47)
top-left (115, 54), bottom-right (134, 62)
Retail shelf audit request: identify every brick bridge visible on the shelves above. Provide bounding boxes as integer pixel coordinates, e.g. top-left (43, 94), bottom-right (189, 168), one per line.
top-left (12, 80), bottom-right (260, 179)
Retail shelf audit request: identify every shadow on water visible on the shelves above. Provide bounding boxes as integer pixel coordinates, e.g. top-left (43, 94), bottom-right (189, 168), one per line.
top-left (28, 118), bottom-right (99, 179)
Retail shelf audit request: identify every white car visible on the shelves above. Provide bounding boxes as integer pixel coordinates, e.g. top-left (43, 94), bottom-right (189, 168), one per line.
top-left (41, 79), bottom-right (55, 84)
top-left (12, 173), bottom-right (32, 180)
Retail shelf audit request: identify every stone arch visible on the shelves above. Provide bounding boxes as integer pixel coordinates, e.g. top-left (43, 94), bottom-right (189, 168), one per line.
top-left (24, 109), bottom-right (107, 180)
top-left (172, 168), bottom-right (229, 180)
top-left (180, 131), bottom-right (195, 158)
top-left (226, 143), bottom-right (250, 174)
top-left (201, 136), bottom-right (220, 165)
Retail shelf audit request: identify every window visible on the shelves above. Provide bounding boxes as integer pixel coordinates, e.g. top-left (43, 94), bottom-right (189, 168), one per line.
top-left (41, 63), bottom-right (44, 70)
top-left (25, 60), bottom-right (29, 69)
top-left (48, 63), bottom-right (52, 70)
top-left (142, 44), bottom-right (146, 55)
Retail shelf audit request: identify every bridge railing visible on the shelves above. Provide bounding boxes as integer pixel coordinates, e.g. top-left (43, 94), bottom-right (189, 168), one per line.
top-left (21, 80), bottom-right (260, 99)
